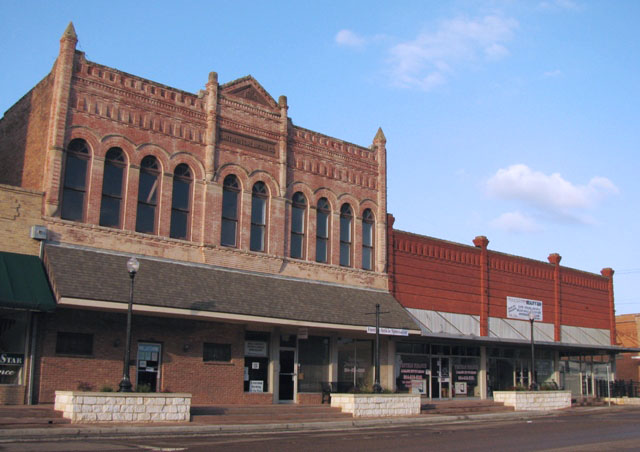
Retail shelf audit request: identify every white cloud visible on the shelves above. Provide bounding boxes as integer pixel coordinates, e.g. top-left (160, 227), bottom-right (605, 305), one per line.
top-left (490, 211), bottom-right (543, 233)
top-left (538, 0), bottom-right (581, 11)
top-left (486, 164), bottom-right (619, 222)
top-left (335, 29), bottom-right (366, 48)
top-left (543, 69), bottom-right (563, 78)
top-left (389, 15), bottom-right (518, 91)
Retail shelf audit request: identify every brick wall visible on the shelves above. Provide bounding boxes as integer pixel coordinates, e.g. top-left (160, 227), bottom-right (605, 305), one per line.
top-left (0, 184), bottom-right (43, 256)
top-left (35, 309), bottom-right (268, 404)
top-left (615, 314), bottom-right (640, 381)
top-left (389, 226), bottom-right (614, 338)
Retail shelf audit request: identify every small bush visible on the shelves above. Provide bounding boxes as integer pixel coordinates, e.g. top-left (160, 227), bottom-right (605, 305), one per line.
top-left (100, 385), bottom-right (114, 392)
top-left (136, 383), bottom-right (152, 393)
top-left (76, 381), bottom-right (93, 392)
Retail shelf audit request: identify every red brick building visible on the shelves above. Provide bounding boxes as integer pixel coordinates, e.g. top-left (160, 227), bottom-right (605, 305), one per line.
top-left (0, 23), bottom-right (629, 405)
top-left (615, 314), bottom-right (640, 383)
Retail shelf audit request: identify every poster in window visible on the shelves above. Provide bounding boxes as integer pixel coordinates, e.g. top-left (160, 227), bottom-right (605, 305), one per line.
top-left (249, 380), bottom-right (264, 392)
top-left (245, 341), bottom-right (268, 357)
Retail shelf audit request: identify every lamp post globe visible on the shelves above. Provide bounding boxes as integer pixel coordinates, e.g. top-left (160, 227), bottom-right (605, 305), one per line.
top-left (119, 257), bottom-right (139, 392)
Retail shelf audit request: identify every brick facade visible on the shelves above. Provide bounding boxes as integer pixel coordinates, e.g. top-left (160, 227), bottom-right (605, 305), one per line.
top-left (388, 216), bottom-right (615, 343)
top-left (615, 314), bottom-right (640, 382)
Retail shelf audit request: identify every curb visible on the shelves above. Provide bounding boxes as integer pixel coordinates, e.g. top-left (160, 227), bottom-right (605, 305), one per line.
top-left (0, 409), bottom-right (560, 442)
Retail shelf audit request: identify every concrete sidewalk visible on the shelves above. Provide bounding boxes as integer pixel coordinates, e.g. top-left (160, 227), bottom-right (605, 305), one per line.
top-left (0, 404), bottom-right (630, 442)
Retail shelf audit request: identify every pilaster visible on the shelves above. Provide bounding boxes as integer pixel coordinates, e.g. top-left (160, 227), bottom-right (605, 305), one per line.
top-left (473, 235), bottom-right (490, 336)
top-left (374, 128), bottom-right (387, 274)
top-left (601, 267), bottom-right (616, 345)
top-left (44, 22), bottom-right (78, 216)
top-left (548, 253), bottom-right (562, 342)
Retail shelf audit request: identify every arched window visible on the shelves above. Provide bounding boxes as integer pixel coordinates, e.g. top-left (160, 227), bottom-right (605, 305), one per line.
top-left (99, 147), bottom-right (126, 228)
top-left (61, 139), bottom-right (90, 221)
top-left (250, 182), bottom-right (268, 252)
top-left (290, 192), bottom-right (306, 259)
top-left (315, 198), bottom-right (330, 263)
top-left (339, 203), bottom-right (353, 267)
top-left (135, 156), bottom-right (160, 234)
top-left (362, 209), bottom-right (374, 271)
top-left (170, 164), bottom-right (192, 239)
top-left (221, 175), bottom-right (239, 247)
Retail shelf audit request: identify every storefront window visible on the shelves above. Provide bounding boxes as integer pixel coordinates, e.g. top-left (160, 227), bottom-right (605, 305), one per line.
top-left (396, 354), bottom-right (430, 394)
top-left (244, 331), bottom-right (270, 393)
top-left (298, 336), bottom-right (330, 392)
top-left (0, 311), bottom-right (28, 385)
top-left (337, 338), bottom-right (372, 392)
top-left (452, 357), bottom-right (480, 397)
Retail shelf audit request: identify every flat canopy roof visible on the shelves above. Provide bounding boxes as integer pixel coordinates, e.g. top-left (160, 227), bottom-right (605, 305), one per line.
top-left (0, 251), bottom-right (55, 312)
top-left (43, 244), bottom-right (420, 332)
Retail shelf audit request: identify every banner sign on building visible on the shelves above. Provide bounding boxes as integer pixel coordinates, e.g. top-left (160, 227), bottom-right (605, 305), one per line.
top-left (507, 297), bottom-right (543, 321)
top-left (366, 327), bottom-right (409, 336)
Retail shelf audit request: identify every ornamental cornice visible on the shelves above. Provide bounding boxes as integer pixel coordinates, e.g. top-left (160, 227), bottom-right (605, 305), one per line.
top-left (218, 116), bottom-right (280, 142)
top-left (219, 96), bottom-right (281, 121)
top-left (74, 76), bottom-right (206, 122)
top-left (289, 141), bottom-right (379, 171)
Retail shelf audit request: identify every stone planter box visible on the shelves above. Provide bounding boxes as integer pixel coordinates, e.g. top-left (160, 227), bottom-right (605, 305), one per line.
top-left (604, 397), bottom-right (640, 406)
top-left (54, 391), bottom-right (191, 423)
top-left (331, 393), bottom-right (421, 418)
top-left (493, 390), bottom-right (571, 411)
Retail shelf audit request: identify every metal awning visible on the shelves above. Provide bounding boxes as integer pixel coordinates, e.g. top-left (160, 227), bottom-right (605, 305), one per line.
top-left (0, 251), bottom-right (55, 312)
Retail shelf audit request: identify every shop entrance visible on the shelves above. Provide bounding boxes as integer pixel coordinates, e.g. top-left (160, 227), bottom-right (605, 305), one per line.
top-left (431, 357), bottom-right (451, 399)
top-left (136, 342), bottom-right (161, 392)
top-left (515, 360), bottom-right (530, 388)
top-left (278, 334), bottom-right (297, 403)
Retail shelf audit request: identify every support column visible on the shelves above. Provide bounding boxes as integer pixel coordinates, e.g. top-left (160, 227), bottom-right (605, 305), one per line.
top-left (601, 268), bottom-right (616, 345)
top-left (548, 253), bottom-right (562, 342)
top-left (479, 346), bottom-right (487, 399)
top-left (473, 236), bottom-right (490, 336)
top-left (204, 72), bottom-right (218, 182)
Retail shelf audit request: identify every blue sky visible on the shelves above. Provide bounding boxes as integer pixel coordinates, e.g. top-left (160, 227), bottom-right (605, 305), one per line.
top-left (2, 1), bottom-right (639, 315)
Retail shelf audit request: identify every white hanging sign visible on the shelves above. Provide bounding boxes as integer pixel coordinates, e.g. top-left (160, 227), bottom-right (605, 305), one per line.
top-left (507, 296), bottom-right (543, 321)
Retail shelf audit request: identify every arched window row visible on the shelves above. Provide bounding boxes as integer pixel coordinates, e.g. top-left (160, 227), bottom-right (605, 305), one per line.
top-left (59, 143), bottom-right (375, 269)
top-left (60, 138), bottom-right (195, 240)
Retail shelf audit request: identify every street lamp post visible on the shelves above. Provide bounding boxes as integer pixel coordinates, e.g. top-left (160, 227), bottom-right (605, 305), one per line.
top-left (529, 311), bottom-right (537, 390)
top-left (119, 257), bottom-right (139, 392)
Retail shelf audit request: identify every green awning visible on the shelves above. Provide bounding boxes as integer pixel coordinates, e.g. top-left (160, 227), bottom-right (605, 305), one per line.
top-left (0, 252), bottom-right (55, 311)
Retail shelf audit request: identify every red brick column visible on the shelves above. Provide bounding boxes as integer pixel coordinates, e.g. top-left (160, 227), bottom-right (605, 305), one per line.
top-left (473, 236), bottom-right (489, 336)
top-left (548, 253), bottom-right (562, 342)
top-left (601, 267), bottom-right (616, 345)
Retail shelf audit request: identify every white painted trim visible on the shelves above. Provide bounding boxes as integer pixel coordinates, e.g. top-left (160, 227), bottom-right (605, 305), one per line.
top-left (58, 297), bottom-right (422, 334)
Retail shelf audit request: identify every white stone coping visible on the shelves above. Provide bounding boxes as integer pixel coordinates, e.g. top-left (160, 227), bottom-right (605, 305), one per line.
top-left (54, 391), bottom-right (192, 423)
top-left (493, 390), bottom-right (571, 411)
top-left (331, 393), bottom-right (421, 418)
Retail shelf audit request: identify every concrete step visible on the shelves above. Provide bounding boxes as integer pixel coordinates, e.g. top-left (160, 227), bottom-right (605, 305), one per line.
top-left (0, 405), bottom-right (71, 429)
top-left (190, 404), bottom-right (352, 424)
top-left (421, 400), bottom-right (514, 415)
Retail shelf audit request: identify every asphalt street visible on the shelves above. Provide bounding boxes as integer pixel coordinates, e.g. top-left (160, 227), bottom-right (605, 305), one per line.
top-left (0, 407), bottom-right (639, 451)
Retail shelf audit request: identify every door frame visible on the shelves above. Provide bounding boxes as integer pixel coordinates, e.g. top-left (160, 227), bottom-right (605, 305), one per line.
top-left (278, 346), bottom-right (298, 403)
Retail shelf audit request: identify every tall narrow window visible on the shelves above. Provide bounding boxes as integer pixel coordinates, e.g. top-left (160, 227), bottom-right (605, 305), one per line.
top-left (362, 209), bottom-right (374, 270)
top-left (315, 198), bottom-right (330, 263)
top-left (135, 156), bottom-right (160, 234)
top-left (221, 175), bottom-right (239, 247)
top-left (290, 192), bottom-right (306, 259)
top-left (99, 147), bottom-right (125, 228)
top-left (340, 203), bottom-right (353, 267)
top-left (250, 182), bottom-right (268, 252)
top-left (61, 139), bottom-right (90, 221)
top-left (170, 164), bottom-right (192, 239)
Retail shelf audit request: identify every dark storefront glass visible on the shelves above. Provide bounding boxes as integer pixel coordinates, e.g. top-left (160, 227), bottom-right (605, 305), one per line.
top-left (244, 331), bottom-right (270, 393)
top-left (337, 338), bottom-right (372, 392)
top-left (298, 336), bottom-right (330, 392)
top-left (0, 311), bottom-right (27, 385)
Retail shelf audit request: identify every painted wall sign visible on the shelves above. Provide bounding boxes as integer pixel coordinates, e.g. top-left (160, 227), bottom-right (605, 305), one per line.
top-left (366, 327), bottom-right (409, 336)
top-left (0, 353), bottom-right (23, 366)
top-left (507, 297), bottom-right (543, 321)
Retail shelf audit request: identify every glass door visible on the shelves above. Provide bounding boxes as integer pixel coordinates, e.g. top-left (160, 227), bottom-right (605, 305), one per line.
top-left (136, 342), bottom-right (161, 392)
top-left (279, 349), bottom-right (296, 402)
top-left (431, 357), bottom-right (451, 399)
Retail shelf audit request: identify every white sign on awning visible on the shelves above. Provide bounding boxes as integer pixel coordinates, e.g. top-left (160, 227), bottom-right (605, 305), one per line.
top-left (366, 327), bottom-right (409, 336)
top-left (507, 296), bottom-right (543, 321)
